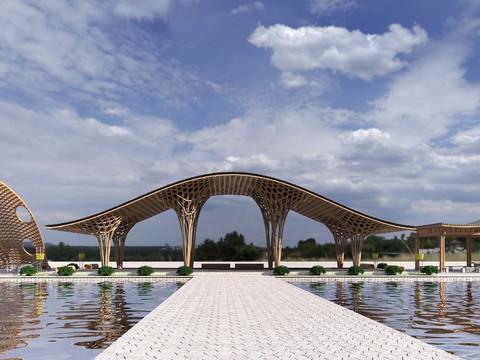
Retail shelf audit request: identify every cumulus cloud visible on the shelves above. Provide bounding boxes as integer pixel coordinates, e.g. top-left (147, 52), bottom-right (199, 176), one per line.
top-left (371, 44), bottom-right (480, 145)
top-left (249, 23), bottom-right (428, 83)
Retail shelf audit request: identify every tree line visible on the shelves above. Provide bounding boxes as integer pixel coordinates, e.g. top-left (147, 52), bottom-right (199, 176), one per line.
top-left (37, 231), bottom-right (477, 262)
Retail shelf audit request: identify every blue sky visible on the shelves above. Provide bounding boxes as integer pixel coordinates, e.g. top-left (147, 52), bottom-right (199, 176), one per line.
top-left (1, 0), bottom-right (480, 248)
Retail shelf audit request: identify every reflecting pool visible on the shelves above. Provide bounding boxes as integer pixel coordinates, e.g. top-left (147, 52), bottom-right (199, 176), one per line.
top-left (295, 281), bottom-right (480, 359)
top-left (0, 281), bottom-right (181, 359)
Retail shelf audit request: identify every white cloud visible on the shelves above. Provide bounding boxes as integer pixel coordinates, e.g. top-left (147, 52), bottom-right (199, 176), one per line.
top-left (371, 44), bottom-right (480, 145)
top-left (0, 1), bottom-right (199, 111)
top-left (338, 128), bottom-right (390, 145)
top-left (114, 0), bottom-right (170, 20)
top-left (249, 23), bottom-right (428, 83)
top-left (452, 126), bottom-right (480, 148)
top-left (310, 0), bottom-right (356, 15)
top-left (230, 2), bottom-right (264, 15)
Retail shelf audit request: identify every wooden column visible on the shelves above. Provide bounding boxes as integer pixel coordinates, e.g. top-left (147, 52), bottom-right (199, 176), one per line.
top-left (415, 233), bottom-right (420, 271)
top-left (467, 235), bottom-right (472, 267)
top-left (112, 220), bottom-right (134, 269)
top-left (325, 221), bottom-right (349, 269)
top-left (94, 217), bottom-right (122, 267)
top-left (439, 233), bottom-right (446, 272)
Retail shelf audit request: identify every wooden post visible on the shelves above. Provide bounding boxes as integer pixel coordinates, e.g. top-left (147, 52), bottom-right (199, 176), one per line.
top-left (439, 233), bottom-right (446, 272)
top-left (415, 233), bottom-right (420, 271)
top-left (467, 235), bottom-right (472, 267)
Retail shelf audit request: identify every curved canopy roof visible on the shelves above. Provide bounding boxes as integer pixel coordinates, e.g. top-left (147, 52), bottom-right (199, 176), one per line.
top-left (46, 172), bottom-right (415, 236)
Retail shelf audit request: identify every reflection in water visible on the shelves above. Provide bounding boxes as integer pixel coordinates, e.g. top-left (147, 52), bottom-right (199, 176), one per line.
top-left (297, 281), bottom-right (480, 359)
top-left (0, 282), bottom-right (47, 356)
top-left (0, 281), bottom-right (181, 359)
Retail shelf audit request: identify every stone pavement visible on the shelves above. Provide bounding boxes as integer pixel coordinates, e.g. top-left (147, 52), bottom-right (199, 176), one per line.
top-left (96, 273), bottom-right (459, 360)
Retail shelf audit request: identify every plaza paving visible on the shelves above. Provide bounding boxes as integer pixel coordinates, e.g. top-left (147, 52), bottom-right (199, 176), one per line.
top-left (96, 273), bottom-right (459, 360)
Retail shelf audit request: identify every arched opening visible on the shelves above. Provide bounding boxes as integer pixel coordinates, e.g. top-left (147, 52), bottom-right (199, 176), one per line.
top-left (22, 239), bottom-right (35, 256)
top-left (16, 206), bottom-right (32, 223)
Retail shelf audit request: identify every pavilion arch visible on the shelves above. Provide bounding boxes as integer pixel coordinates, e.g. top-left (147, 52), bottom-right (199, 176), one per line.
top-left (46, 172), bottom-right (414, 268)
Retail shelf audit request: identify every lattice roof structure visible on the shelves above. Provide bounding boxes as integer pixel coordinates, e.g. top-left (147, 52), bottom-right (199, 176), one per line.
top-left (47, 172), bottom-right (415, 268)
top-left (0, 181), bottom-right (48, 269)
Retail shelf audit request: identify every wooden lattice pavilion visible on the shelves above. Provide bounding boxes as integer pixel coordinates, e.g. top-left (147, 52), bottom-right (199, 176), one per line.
top-left (46, 172), bottom-right (415, 269)
top-left (0, 181), bottom-right (48, 269)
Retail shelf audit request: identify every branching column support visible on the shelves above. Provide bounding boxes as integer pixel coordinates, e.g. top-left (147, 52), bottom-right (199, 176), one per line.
top-left (112, 220), bottom-right (134, 269)
top-left (173, 194), bottom-right (207, 268)
top-left (326, 221), bottom-right (349, 269)
top-left (94, 216), bottom-right (122, 267)
top-left (350, 232), bottom-right (367, 267)
top-left (253, 187), bottom-right (299, 269)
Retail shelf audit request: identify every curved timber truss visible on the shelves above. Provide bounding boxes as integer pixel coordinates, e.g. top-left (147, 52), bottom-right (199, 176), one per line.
top-left (0, 182), bottom-right (48, 269)
top-left (46, 173), bottom-right (414, 268)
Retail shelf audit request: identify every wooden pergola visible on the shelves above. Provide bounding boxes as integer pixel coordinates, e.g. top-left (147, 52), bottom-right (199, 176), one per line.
top-left (415, 223), bottom-right (480, 272)
top-left (46, 172), bottom-right (414, 269)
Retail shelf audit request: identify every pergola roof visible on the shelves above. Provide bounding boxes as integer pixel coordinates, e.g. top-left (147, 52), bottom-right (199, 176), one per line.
top-left (416, 223), bottom-right (480, 237)
top-left (46, 172), bottom-right (414, 236)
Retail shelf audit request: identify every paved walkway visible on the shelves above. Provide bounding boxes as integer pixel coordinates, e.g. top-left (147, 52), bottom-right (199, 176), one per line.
top-left (96, 274), bottom-right (458, 360)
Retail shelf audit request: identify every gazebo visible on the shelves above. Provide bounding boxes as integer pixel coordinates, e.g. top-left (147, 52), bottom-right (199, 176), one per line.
top-left (415, 223), bottom-right (480, 272)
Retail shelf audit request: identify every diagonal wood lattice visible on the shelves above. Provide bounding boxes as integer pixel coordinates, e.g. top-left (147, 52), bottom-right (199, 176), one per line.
top-left (47, 173), bottom-right (414, 268)
top-left (0, 182), bottom-right (48, 269)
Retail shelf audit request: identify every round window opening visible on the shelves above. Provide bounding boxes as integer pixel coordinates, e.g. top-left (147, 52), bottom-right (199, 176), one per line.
top-left (22, 239), bottom-right (35, 256)
top-left (16, 206), bottom-right (32, 223)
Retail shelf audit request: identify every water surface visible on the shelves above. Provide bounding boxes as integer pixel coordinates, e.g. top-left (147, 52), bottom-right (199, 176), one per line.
top-left (295, 281), bottom-right (480, 359)
top-left (0, 281), bottom-right (181, 359)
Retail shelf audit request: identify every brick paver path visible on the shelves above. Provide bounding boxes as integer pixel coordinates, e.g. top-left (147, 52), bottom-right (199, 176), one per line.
top-left (96, 274), bottom-right (459, 359)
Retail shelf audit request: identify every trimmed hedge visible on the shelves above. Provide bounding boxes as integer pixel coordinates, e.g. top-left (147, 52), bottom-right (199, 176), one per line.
top-left (347, 265), bottom-right (364, 275)
top-left (19, 265), bottom-right (37, 276)
top-left (273, 265), bottom-right (290, 276)
top-left (309, 265), bottom-right (326, 275)
top-left (137, 265), bottom-right (154, 276)
top-left (97, 266), bottom-right (115, 276)
top-left (176, 266), bottom-right (193, 276)
top-left (57, 265), bottom-right (75, 276)
top-left (377, 263), bottom-right (388, 269)
top-left (421, 265), bottom-right (439, 275)
top-left (385, 265), bottom-right (403, 275)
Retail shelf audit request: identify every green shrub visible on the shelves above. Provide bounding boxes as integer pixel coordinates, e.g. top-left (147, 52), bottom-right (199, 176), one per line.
top-left (67, 263), bottom-right (79, 270)
top-left (137, 265), bottom-right (154, 276)
top-left (309, 265), bottom-right (326, 275)
top-left (57, 265), bottom-right (75, 276)
top-left (421, 265), bottom-right (439, 275)
top-left (347, 265), bottom-right (364, 275)
top-left (97, 266), bottom-right (115, 276)
top-left (273, 265), bottom-right (290, 276)
top-left (176, 266), bottom-right (193, 276)
top-left (19, 265), bottom-right (37, 276)
top-left (377, 263), bottom-right (388, 269)
top-left (385, 265), bottom-right (403, 275)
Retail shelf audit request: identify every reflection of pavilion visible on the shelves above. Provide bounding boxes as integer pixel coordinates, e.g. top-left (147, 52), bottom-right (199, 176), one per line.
top-left (0, 282), bottom-right (47, 356)
top-left (57, 282), bottom-right (132, 350)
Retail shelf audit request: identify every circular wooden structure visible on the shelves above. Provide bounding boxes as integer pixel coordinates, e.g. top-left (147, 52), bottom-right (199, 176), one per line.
top-left (46, 172), bottom-right (414, 268)
top-left (0, 182), bottom-right (47, 269)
